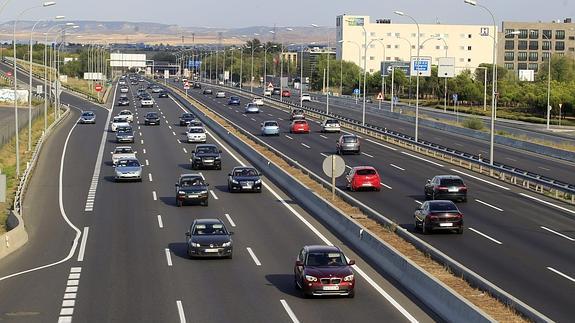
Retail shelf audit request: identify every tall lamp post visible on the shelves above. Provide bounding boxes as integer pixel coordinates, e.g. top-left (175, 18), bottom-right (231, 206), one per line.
top-left (263, 44), bottom-right (277, 90)
top-left (539, 31), bottom-right (552, 130)
top-left (394, 10), bottom-right (421, 142)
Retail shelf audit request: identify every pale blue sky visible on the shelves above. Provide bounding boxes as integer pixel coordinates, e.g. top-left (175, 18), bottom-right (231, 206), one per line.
top-left (2, 0), bottom-right (574, 28)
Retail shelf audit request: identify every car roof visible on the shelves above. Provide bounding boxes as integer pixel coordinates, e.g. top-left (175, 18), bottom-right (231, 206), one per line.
top-left (304, 245), bottom-right (342, 253)
top-left (435, 175), bottom-right (463, 180)
top-left (193, 218), bottom-right (224, 225)
top-left (263, 120), bottom-right (278, 124)
top-left (196, 144), bottom-right (216, 148)
top-left (115, 146), bottom-right (132, 150)
top-left (179, 173), bottom-right (203, 179)
top-left (232, 166), bottom-right (256, 171)
top-left (352, 166), bottom-right (376, 171)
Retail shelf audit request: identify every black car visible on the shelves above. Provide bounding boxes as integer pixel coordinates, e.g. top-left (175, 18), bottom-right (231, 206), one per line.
top-left (203, 89), bottom-right (213, 95)
top-left (193, 82), bottom-right (201, 89)
top-left (414, 200), bottom-right (464, 234)
top-left (424, 175), bottom-right (467, 202)
top-left (227, 166), bottom-right (262, 192)
top-left (117, 97), bottom-right (130, 106)
top-left (179, 113), bottom-right (196, 126)
top-left (191, 144), bottom-right (222, 170)
top-left (272, 88), bottom-right (281, 95)
top-left (185, 219), bottom-right (233, 258)
top-left (144, 112), bottom-right (160, 125)
top-left (187, 120), bottom-right (203, 128)
top-left (158, 91), bottom-right (168, 98)
top-left (228, 96), bottom-right (241, 105)
top-left (175, 174), bottom-right (209, 206)
top-left (115, 126), bottom-right (134, 143)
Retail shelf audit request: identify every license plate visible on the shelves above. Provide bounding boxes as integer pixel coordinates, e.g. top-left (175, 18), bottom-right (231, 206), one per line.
top-left (439, 223), bottom-right (453, 227)
top-left (188, 194), bottom-right (198, 198)
top-left (362, 183), bottom-right (372, 186)
top-left (322, 285), bottom-right (339, 291)
top-left (204, 248), bottom-right (219, 253)
top-left (448, 187), bottom-right (459, 192)
top-left (242, 185), bottom-right (252, 189)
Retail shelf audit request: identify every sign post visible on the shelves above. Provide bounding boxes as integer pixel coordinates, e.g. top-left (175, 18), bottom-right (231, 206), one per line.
top-left (322, 155), bottom-right (346, 200)
top-left (184, 81), bottom-right (190, 97)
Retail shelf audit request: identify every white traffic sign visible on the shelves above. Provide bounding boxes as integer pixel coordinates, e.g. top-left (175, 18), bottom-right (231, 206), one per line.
top-left (410, 56), bottom-right (432, 77)
top-left (164, 70), bottom-right (169, 79)
top-left (51, 80), bottom-right (62, 96)
top-left (322, 154), bottom-right (346, 200)
top-left (438, 57), bottom-right (455, 78)
top-left (184, 81), bottom-right (190, 90)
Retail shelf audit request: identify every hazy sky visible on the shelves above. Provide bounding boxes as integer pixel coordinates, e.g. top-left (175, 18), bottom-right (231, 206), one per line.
top-left (2, 0), bottom-right (574, 28)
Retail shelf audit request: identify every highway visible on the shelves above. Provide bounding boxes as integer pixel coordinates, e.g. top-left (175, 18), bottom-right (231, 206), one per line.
top-left (168, 79), bottom-right (575, 322)
top-left (0, 77), bottom-right (436, 322)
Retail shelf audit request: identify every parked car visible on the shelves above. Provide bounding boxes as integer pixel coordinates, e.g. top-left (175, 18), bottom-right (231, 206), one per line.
top-left (175, 174), bottom-right (209, 206)
top-left (414, 200), bottom-right (464, 234)
top-left (227, 166), bottom-right (262, 192)
top-left (281, 90), bottom-right (291, 97)
top-left (79, 111), bottom-right (96, 124)
top-left (290, 120), bottom-right (310, 134)
top-left (301, 93), bottom-right (311, 102)
top-left (321, 119), bottom-right (341, 133)
top-left (261, 120), bottom-right (280, 136)
top-left (186, 126), bottom-right (207, 143)
top-left (336, 135), bottom-right (360, 155)
top-left (111, 146), bottom-right (136, 165)
top-left (185, 218), bottom-right (233, 258)
top-left (215, 91), bottom-right (226, 98)
top-left (253, 97), bottom-right (264, 106)
top-left (345, 166), bottom-right (381, 191)
top-left (179, 113), bottom-right (196, 126)
top-left (424, 175), bottom-right (468, 202)
top-left (244, 103), bottom-right (260, 114)
top-left (191, 144), bottom-right (222, 170)
top-left (144, 112), bottom-right (160, 125)
top-left (114, 158), bottom-right (142, 182)
top-left (115, 126), bottom-right (134, 143)
top-left (228, 96), bottom-right (241, 105)
top-left (294, 245), bottom-right (355, 297)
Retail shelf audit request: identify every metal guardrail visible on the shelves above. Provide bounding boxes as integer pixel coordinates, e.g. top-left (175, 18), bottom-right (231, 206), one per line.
top-left (197, 80), bottom-right (575, 205)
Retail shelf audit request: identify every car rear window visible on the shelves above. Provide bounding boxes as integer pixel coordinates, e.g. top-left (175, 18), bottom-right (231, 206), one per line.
top-left (295, 120), bottom-right (307, 125)
top-left (326, 120), bottom-right (339, 125)
top-left (115, 148), bottom-right (132, 153)
top-left (180, 178), bottom-right (205, 187)
top-left (197, 146), bottom-right (218, 154)
top-left (146, 113), bottom-right (158, 118)
top-left (356, 169), bottom-right (376, 176)
top-left (264, 122), bottom-right (277, 127)
top-left (440, 178), bottom-right (464, 186)
top-left (429, 201), bottom-right (459, 212)
top-left (343, 136), bottom-right (358, 143)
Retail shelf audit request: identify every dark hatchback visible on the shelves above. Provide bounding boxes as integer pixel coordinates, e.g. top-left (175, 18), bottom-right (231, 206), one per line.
top-left (117, 97), bottom-right (130, 106)
top-left (227, 166), bottom-right (262, 192)
top-left (179, 113), bottom-right (196, 126)
top-left (228, 96), bottom-right (241, 105)
top-left (414, 200), bottom-right (464, 234)
top-left (185, 219), bottom-right (233, 258)
top-left (115, 126), bottom-right (134, 143)
top-left (294, 245), bottom-right (355, 298)
top-left (158, 91), bottom-right (168, 98)
top-left (424, 175), bottom-right (467, 202)
top-left (144, 112), bottom-right (160, 125)
top-left (191, 144), bottom-right (222, 170)
top-left (175, 174), bottom-right (209, 206)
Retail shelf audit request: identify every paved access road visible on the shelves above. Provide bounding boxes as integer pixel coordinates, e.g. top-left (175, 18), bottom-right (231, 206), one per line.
top-left (0, 80), bottom-right (436, 322)
top-left (171, 80), bottom-right (575, 322)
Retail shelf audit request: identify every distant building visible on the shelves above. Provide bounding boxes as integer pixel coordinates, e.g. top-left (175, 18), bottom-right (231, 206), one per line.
top-left (498, 18), bottom-right (575, 75)
top-left (336, 14), bottom-right (495, 74)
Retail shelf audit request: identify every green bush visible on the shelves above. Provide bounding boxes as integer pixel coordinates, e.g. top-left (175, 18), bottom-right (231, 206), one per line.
top-left (461, 117), bottom-right (485, 130)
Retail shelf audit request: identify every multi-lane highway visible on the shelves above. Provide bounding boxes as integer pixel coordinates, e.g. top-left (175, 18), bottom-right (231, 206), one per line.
top-left (168, 79), bottom-right (575, 322)
top-left (0, 76), bottom-right (437, 322)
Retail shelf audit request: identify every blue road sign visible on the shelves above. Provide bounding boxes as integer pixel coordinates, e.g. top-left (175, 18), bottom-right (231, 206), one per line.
top-left (452, 93), bottom-right (458, 103)
top-left (413, 60), bottom-right (429, 71)
top-left (353, 88), bottom-right (360, 95)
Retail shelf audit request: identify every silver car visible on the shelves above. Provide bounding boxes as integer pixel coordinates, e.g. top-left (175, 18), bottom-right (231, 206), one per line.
top-left (114, 158), bottom-right (143, 182)
top-left (215, 91), bottom-right (226, 98)
top-left (261, 120), bottom-right (279, 136)
top-left (321, 119), bottom-right (341, 133)
top-left (336, 134), bottom-right (360, 155)
top-left (245, 103), bottom-right (260, 114)
top-left (79, 111), bottom-right (96, 124)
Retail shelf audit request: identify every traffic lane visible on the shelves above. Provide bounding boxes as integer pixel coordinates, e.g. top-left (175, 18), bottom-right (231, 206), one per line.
top-left (157, 87), bottom-right (434, 322)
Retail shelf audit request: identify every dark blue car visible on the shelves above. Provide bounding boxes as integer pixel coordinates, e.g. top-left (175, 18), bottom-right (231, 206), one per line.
top-left (228, 96), bottom-right (241, 105)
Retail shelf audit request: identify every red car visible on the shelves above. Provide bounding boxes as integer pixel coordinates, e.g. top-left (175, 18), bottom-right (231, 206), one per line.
top-left (290, 120), bottom-right (310, 134)
top-left (294, 245), bottom-right (355, 298)
top-left (282, 90), bottom-right (291, 97)
top-left (346, 166), bottom-right (381, 191)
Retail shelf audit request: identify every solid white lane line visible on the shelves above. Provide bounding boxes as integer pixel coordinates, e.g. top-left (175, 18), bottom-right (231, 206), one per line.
top-left (301, 143), bottom-right (311, 149)
top-left (469, 227), bottom-right (503, 245)
top-left (451, 169), bottom-right (510, 190)
top-left (209, 190), bottom-right (219, 200)
top-left (225, 213), bottom-right (236, 227)
top-left (380, 182), bottom-right (392, 190)
top-left (152, 191), bottom-right (157, 201)
top-left (183, 147), bottom-right (187, 153)
top-left (540, 226), bottom-right (575, 241)
top-left (547, 267), bottom-right (575, 282)
top-left (176, 300), bottom-right (187, 323)
top-left (285, 135), bottom-right (293, 140)
top-left (77, 227), bottom-right (89, 262)
top-left (145, 159), bottom-right (149, 166)
top-left (519, 193), bottom-right (575, 215)
top-left (390, 164), bottom-right (405, 171)
top-left (414, 200), bottom-right (423, 205)
top-left (157, 215), bottom-right (164, 228)
top-left (246, 247), bottom-right (262, 266)
top-left (149, 173), bottom-right (153, 182)
top-left (362, 152), bottom-right (374, 158)
top-left (143, 148), bottom-right (146, 154)
top-left (475, 199), bottom-right (504, 212)
top-left (280, 300), bottom-right (300, 323)
top-left (365, 138), bottom-right (398, 151)
top-left (401, 151), bottom-right (444, 167)
top-left (319, 135), bottom-right (328, 139)
top-left (165, 248), bottom-right (173, 266)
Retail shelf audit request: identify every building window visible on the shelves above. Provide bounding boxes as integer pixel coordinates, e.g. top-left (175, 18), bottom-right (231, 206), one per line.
top-left (542, 41), bottom-right (551, 50)
top-left (570, 36), bottom-right (575, 40)
top-left (542, 52), bottom-right (550, 61)
top-left (504, 51), bottom-right (515, 61)
top-left (395, 56), bottom-right (400, 61)
top-left (394, 45), bottom-right (399, 49)
top-left (504, 63), bottom-right (514, 70)
top-left (557, 52), bottom-right (565, 56)
top-left (435, 45), bottom-right (441, 50)
top-left (467, 46), bottom-right (472, 50)
top-left (517, 52), bottom-right (527, 61)
top-left (411, 45), bottom-right (416, 49)
top-left (528, 63), bottom-right (538, 71)
top-left (505, 40), bottom-right (514, 50)
top-left (505, 29), bottom-right (515, 38)
top-left (555, 41), bottom-right (565, 51)
top-left (542, 30), bottom-right (552, 39)
top-left (386, 44), bottom-right (391, 48)
top-left (386, 56), bottom-right (391, 61)
top-left (529, 41), bottom-right (538, 50)
top-left (468, 34), bottom-right (472, 38)
top-left (518, 29), bottom-right (528, 39)
top-left (529, 52), bottom-right (538, 61)
top-left (369, 56), bottom-right (375, 61)
top-left (467, 58), bottom-right (471, 62)
top-left (529, 30), bottom-right (539, 39)
top-left (556, 30), bottom-right (565, 40)
top-left (518, 40), bottom-right (528, 50)
top-left (411, 33), bottom-right (416, 38)
top-left (369, 69), bottom-right (374, 73)
top-left (518, 63), bottom-right (527, 70)
top-left (569, 47), bottom-right (575, 52)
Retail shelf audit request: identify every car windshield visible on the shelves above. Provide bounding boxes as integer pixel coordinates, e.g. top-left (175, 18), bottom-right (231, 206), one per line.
top-left (82, 112), bottom-right (94, 117)
top-left (429, 201), bottom-right (459, 212)
top-left (117, 128), bottom-right (132, 133)
top-left (295, 121), bottom-right (307, 125)
top-left (233, 168), bottom-right (258, 177)
top-left (146, 113), bottom-right (158, 118)
top-left (188, 127), bottom-right (204, 133)
top-left (196, 146), bottom-right (218, 154)
top-left (306, 251), bottom-right (347, 267)
top-left (115, 147), bottom-right (132, 153)
top-left (182, 114), bottom-right (194, 119)
top-left (293, 110), bottom-right (303, 115)
top-left (343, 136), bottom-right (358, 143)
top-left (117, 160), bottom-right (139, 167)
top-left (264, 122), bottom-right (277, 127)
top-left (356, 169), bottom-right (376, 176)
top-left (120, 111), bottom-right (130, 115)
top-left (180, 177), bottom-right (205, 187)
top-left (192, 223), bottom-right (227, 236)
top-left (440, 178), bottom-right (464, 186)
top-left (113, 117), bottom-right (126, 122)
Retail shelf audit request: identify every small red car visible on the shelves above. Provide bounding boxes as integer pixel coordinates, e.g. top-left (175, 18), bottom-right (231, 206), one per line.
top-left (346, 166), bottom-right (381, 191)
top-left (282, 90), bottom-right (291, 97)
top-left (290, 120), bottom-right (310, 134)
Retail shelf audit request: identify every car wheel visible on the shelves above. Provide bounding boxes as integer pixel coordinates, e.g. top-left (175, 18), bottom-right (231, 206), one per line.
top-left (431, 191), bottom-right (436, 200)
top-left (191, 163), bottom-right (196, 170)
top-left (228, 183), bottom-right (233, 192)
top-left (257, 188), bottom-right (262, 193)
top-left (375, 187), bottom-right (381, 192)
top-left (217, 165), bottom-right (222, 170)
top-left (349, 184), bottom-right (355, 192)
top-left (203, 200), bottom-right (209, 207)
top-left (186, 248), bottom-right (192, 257)
top-left (422, 221), bottom-right (429, 235)
top-left (348, 290), bottom-right (355, 298)
top-left (457, 227), bottom-right (464, 234)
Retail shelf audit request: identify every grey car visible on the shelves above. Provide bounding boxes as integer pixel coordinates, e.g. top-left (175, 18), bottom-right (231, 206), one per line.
top-left (261, 120), bottom-right (280, 136)
top-left (114, 158), bottom-right (142, 182)
top-left (116, 126), bottom-right (134, 143)
top-left (336, 134), bottom-right (360, 155)
top-left (185, 219), bottom-right (233, 258)
top-left (79, 111), bottom-right (96, 124)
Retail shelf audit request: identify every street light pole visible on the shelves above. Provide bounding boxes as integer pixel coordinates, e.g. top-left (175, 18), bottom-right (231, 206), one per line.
top-left (541, 33), bottom-right (552, 130)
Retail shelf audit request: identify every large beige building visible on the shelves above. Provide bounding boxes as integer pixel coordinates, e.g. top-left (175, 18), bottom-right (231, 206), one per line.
top-left (336, 14), bottom-right (496, 74)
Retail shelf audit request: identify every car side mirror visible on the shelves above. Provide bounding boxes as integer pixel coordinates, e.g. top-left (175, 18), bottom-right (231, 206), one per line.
top-left (229, 231), bottom-right (234, 235)
top-left (348, 260), bottom-right (356, 266)
top-left (426, 179), bottom-right (431, 184)
top-left (295, 260), bottom-right (304, 267)
top-left (175, 183), bottom-right (179, 187)
top-left (110, 152), bottom-right (113, 154)
top-left (112, 165), bottom-right (116, 168)
top-left (185, 232), bottom-right (191, 237)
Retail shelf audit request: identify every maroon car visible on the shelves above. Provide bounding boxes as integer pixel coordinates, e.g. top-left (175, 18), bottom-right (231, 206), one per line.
top-left (294, 245), bottom-right (355, 298)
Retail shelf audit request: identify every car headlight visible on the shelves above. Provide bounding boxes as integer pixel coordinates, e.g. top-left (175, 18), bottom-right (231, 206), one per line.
top-left (305, 275), bottom-right (317, 282)
top-left (231, 179), bottom-right (238, 184)
top-left (222, 242), bottom-right (231, 247)
top-left (199, 190), bottom-right (208, 194)
top-left (215, 156), bottom-right (221, 160)
top-left (194, 157), bottom-right (201, 160)
top-left (190, 242), bottom-right (200, 247)
top-left (255, 179), bottom-right (261, 184)
top-left (178, 190), bottom-right (186, 194)
top-left (343, 274), bottom-right (354, 282)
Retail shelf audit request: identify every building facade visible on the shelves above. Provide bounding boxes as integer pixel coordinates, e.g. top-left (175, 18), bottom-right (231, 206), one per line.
top-left (336, 14), bottom-right (495, 74)
top-left (498, 19), bottom-right (575, 76)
